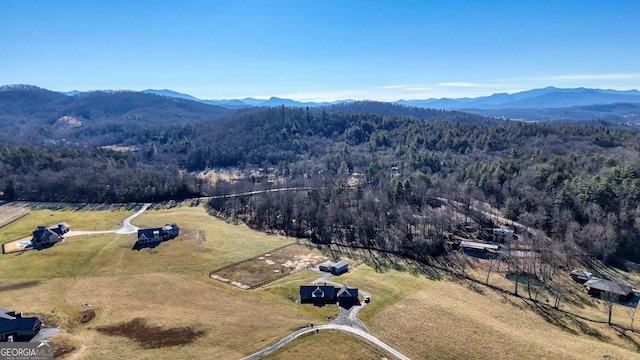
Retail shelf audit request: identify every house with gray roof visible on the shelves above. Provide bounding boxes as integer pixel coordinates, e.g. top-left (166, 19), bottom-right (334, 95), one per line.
top-left (584, 278), bottom-right (634, 301)
top-left (136, 223), bottom-right (179, 244)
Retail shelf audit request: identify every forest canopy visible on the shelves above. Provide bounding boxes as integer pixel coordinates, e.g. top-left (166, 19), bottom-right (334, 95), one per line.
top-left (2, 95), bottom-right (640, 264)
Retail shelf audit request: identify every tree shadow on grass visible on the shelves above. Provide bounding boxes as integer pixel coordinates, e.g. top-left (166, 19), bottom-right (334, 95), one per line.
top-left (524, 301), bottom-right (580, 336)
top-left (360, 251), bottom-right (444, 281)
top-left (524, 300), bottom-right (610, 342)
top-left (612, 326), bottom-right (640, 351)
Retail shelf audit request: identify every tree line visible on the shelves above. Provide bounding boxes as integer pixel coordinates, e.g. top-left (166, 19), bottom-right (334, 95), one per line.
top-left (3, 102), bottom-right (640, 264)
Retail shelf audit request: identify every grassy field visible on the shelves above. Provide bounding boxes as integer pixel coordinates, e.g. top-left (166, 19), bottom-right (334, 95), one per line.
top-left (265, 253), bottom-right (640, 360)
top-left (2, 202), bottom-right (640, 359)
top-left (0, 203), bottom-right (326, 359)
top-left (0, 205), bottom-right (128, 243)
top-left (368, 280), bottom-right (640, 360)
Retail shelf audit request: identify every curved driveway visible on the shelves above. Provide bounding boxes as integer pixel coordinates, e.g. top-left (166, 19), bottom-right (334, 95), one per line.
top-left (242, 324), bottom-right (410, 360)
top-left (242, 272), bottom-right (409, 360)
top-left (65, 203), bottom-right (150, 237)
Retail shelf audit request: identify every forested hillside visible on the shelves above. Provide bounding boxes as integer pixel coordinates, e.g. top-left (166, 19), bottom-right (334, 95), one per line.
top-left (0, 85), bottom-right (232, 147)
top-left (201, 107), bottom-right (640, 263)
top-left (2, 91), bottom-right (640, 264)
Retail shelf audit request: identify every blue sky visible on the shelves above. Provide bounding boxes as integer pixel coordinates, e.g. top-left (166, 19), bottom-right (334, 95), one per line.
top-left (1, 0), bottom-right (639, 101)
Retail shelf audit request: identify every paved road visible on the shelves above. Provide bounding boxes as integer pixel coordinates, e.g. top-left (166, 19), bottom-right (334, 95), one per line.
top-left (207, 187), bottom-right (313, 199)
top-left (242, 271), bottom-right (409, 360)
top-left (65, 203), bottom-right (150, 237)
top-left (242, 324), bottom-right (410, 360)
top-left (114, 203), bottom-right (151, 234)
top-left (310, 276), bottom-right (370, 332)
top-left (30, 327), bottom-right (61, 343)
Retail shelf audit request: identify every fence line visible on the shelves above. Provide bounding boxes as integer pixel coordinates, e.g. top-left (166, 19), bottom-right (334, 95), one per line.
top-left (208, 242), bottom-right (297, 278)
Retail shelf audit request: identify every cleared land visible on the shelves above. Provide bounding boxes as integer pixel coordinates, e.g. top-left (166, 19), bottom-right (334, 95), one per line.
top-left (0, 203), bottom-right (29, 227)
top-left (210, 244), bottom-right (328, 289)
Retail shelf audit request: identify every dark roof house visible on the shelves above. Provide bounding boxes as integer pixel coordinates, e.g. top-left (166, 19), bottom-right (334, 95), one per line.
top-left (584, 278), bottom-right (634, 301)
top-left (300, 284), bottom-right (360, 307)
top-left (136, 223), bottom-right (179, 244)
top-left (336, 285), bottom-right (359, 305)
top-left (48, 222), bottom-right (70, 235)
top-left (0, 309), bottom-right (43, 342)
top-left (299, 285), bottom-right (336, 304)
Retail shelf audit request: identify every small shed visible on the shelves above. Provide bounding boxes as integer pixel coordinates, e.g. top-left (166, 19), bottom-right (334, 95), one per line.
top-left (330, 261), bottom-right (349, 275)
top-left (570, 269), bottom-right (592, 284)
top-left (584, 278), bottom-right (634, 301)
top-left (318, 261), bottom-right (333, 272)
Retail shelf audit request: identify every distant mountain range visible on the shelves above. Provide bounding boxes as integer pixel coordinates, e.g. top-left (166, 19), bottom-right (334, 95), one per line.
top-left (6, 84), bottom-right (640, 122)
top-left (61, 86), bottom-right (640, 121)
top-left (397, 87), bottom-right (640, 110)
top-left (72, 86), bottom-right (640, 110)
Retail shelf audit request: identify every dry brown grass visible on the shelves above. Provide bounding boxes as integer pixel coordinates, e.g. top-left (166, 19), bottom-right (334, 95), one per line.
top-left (210, 244), bottom-right (327, 288)
top-left (0, 273), bottom-right (329, 359)
top-left (369, 281), bottom-right (640, 360)
top-left (0, 204), bottom-right (322, 359)
top-left (464, 258), bottom-right (639, 328)
top-left (261, 330), bottom-right (394, 360)
top-left (3, 203), bottom-right (640, 359)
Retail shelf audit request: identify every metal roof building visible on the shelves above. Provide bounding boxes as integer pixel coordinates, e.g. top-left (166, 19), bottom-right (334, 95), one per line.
top-left (584, 278), bottom-right (633, 300)
top-left (330, 261), bottom-right (349, 275)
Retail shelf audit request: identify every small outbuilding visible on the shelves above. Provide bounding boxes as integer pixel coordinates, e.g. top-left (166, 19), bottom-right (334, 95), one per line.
top-left (459, 241), bottom-right (500, 253)
top-left (330, 261), bottom-right (349, 276)
top-left (584, 278), bottom-right (634, 301)
top-left (570, 269), bottom-right (592, 284)
top-left (491, 228), bottom-right (515, 239)
top-left (318, 261), bottom-right (333, 273)
top-left (0, 309), bottom-right (43, 342)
